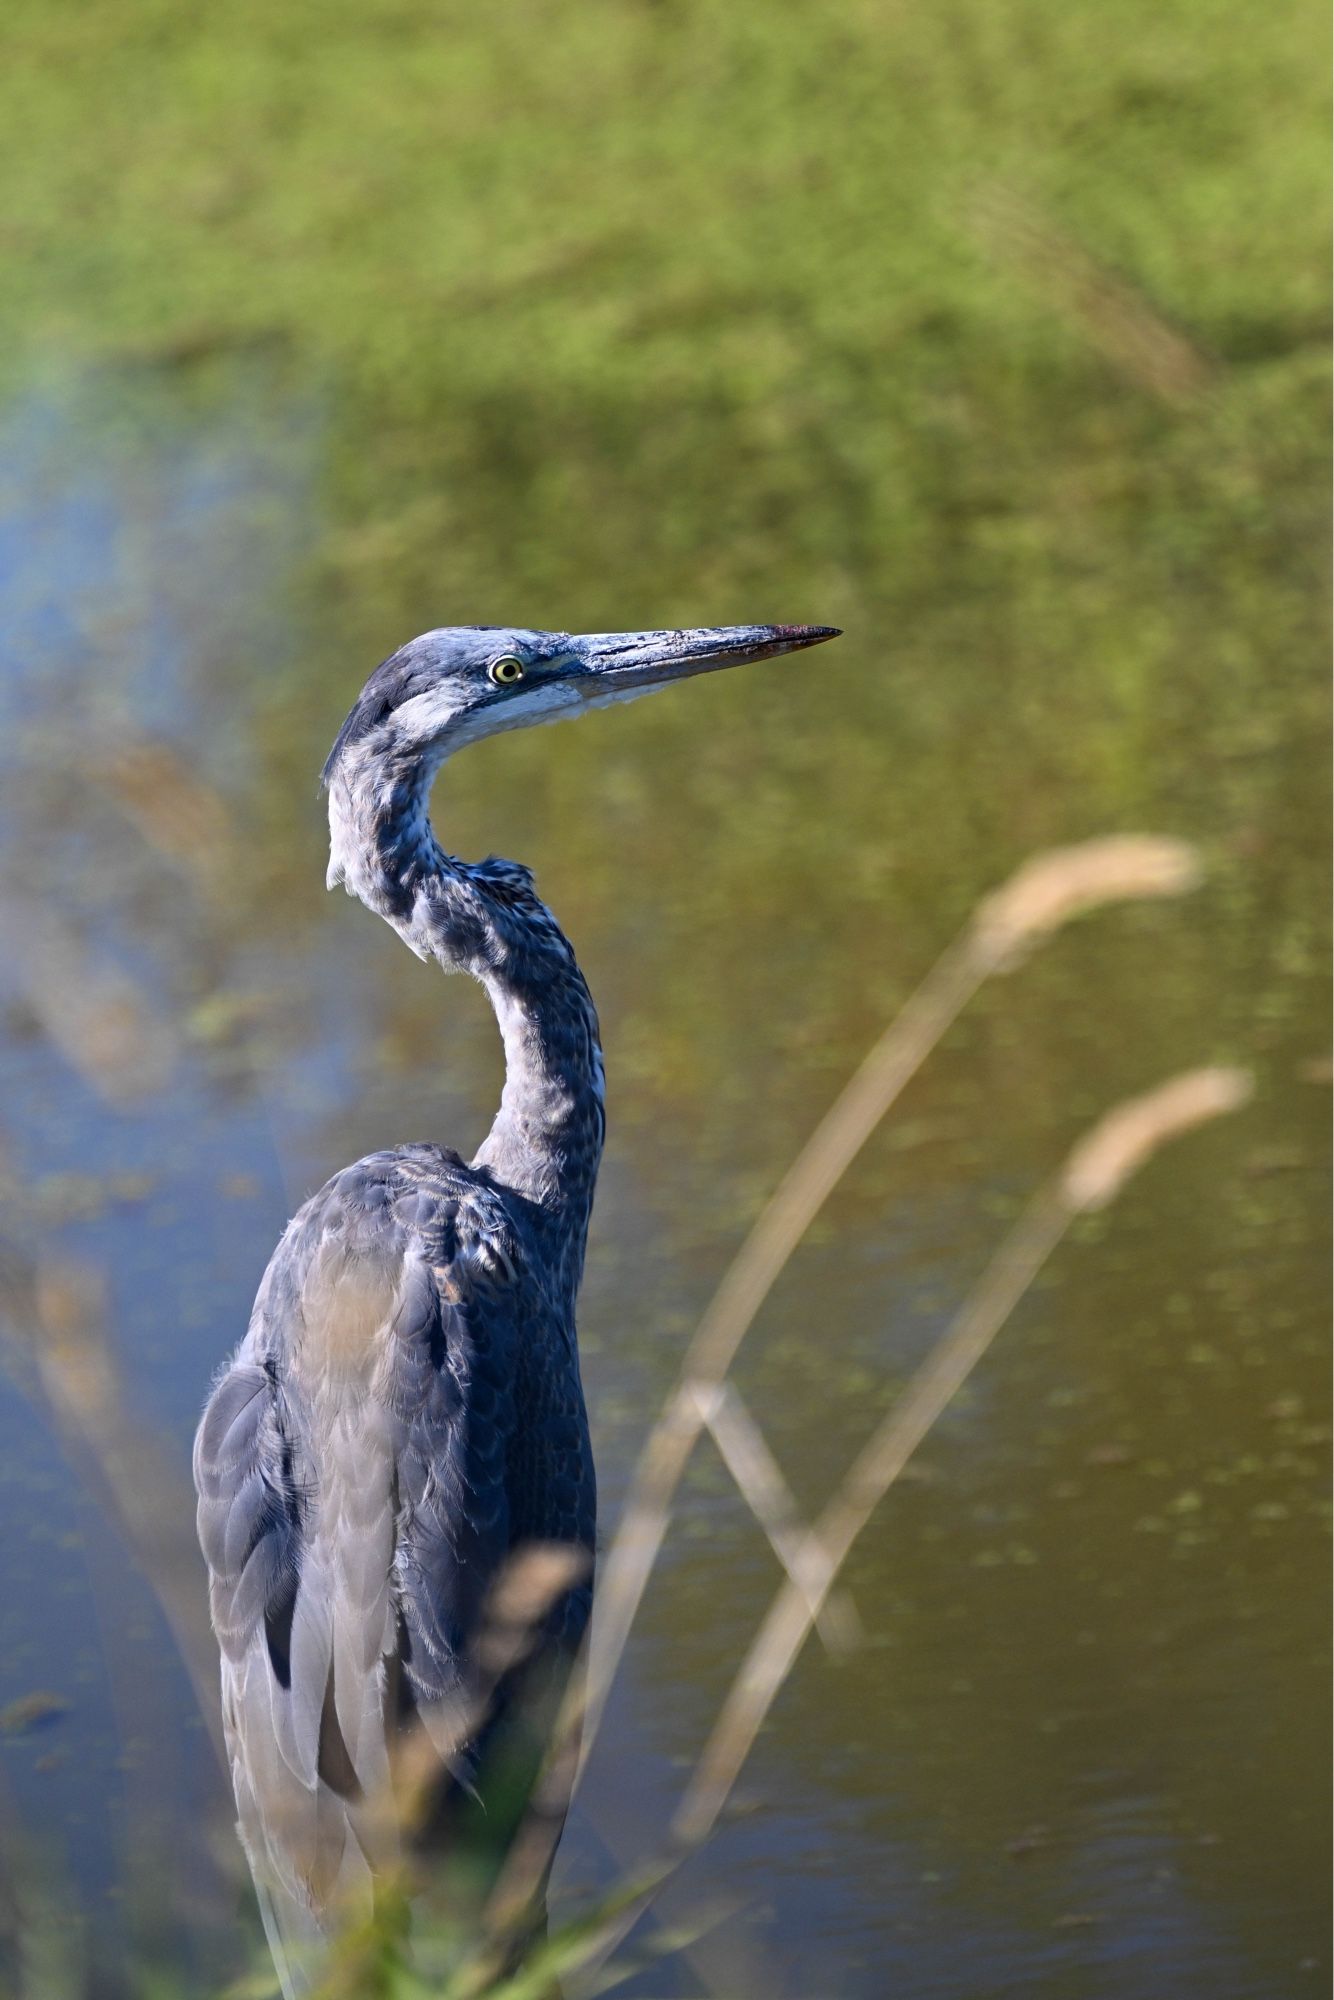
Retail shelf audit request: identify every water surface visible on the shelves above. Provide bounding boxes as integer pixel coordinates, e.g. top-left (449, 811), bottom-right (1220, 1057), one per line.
top-left (0, 367), bottom-right (1327, 1999)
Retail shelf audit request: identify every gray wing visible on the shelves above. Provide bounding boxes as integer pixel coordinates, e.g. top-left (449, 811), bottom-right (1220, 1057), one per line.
top-left (193, 1152), bottom-right (523, 1942)
top-left (383, 1230), bottom-right (520, 1726)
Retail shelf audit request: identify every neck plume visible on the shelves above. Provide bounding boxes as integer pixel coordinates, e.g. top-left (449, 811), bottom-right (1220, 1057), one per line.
top-left (326, 744), bottom-right (605, 1291)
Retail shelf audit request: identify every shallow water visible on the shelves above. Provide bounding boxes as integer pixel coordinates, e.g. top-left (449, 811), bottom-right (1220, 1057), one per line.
top-left (0, 371), bottom-right (1327, 1999)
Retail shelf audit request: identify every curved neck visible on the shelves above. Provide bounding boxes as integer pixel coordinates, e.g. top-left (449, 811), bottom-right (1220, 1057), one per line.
top-left (327, 749), bottom-right (604, 1295)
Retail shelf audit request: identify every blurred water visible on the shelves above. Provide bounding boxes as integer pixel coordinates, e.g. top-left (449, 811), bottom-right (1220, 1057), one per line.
top-left (0, 369), bottom-right (1327, 1999)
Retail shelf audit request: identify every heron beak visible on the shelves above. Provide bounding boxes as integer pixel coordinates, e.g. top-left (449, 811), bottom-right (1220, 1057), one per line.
top-left (573, 623), bottom-right (841, 698)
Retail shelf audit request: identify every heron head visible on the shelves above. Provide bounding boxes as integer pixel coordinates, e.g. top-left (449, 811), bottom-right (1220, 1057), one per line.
top-left (322, 623), bottom-right (841, 785)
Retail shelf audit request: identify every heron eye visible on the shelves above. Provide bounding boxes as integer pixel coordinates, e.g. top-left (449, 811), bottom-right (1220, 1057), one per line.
top-left (488, 655), bottom-right (525, 686)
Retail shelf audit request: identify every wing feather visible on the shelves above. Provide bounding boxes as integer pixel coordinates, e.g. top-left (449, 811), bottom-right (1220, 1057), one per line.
top-left (388, 1267), bottom-right (517, 1717)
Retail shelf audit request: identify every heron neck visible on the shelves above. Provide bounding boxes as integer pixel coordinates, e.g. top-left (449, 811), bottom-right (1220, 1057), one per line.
top-left (471, 932), bottom-right (605, 1254)
top-left (328, 757), bottom-right (605, 1285)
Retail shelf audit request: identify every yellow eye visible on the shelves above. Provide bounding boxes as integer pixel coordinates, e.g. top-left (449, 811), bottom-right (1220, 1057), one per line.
top-left (488, 655), bottom-right (525, 686)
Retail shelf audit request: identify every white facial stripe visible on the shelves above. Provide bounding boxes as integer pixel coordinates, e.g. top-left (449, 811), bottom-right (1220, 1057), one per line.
top-left (501, 673), bottom-right (670, 728)
top-left (388, 666), bottom-right (658, 760)
top-left (449, 678), bottom-right (586, 746)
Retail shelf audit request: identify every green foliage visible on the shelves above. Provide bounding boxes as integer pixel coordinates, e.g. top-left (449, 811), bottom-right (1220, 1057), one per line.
top-left (0, 0), bottom-right (1326, 638)
top-left (3, 0), bottom-right (1324, 943)
top-left (5, 0), bottom-right (1317, 1128)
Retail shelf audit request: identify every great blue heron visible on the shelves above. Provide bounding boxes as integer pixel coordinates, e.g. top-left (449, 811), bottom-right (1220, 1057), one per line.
top-left (192, 621), bottom-right (840, 1988)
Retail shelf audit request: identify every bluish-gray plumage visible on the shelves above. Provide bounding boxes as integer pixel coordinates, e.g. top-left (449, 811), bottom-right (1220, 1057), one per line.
top-left (193, 621), bottom-right (838, 1990)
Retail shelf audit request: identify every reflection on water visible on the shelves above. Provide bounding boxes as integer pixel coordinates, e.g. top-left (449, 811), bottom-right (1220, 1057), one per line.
top-left (0, 367), bottom-right (1328, 1998)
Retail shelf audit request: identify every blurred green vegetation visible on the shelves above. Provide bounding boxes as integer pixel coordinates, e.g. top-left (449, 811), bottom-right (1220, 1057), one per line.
top-left (1, 0), bottom-right (1326, 640)
top-left (6, 0), bottom-right (1324, 1112)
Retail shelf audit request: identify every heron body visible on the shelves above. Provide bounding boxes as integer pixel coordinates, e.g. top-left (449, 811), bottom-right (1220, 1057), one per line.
top-left (192, 621), bottom-right (838, 1982)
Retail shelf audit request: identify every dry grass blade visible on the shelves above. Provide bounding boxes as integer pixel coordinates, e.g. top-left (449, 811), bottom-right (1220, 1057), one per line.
top-left (539, 1062), bottom-right (1252, 1990)
top-left (384, 1542), bottom-right (592, 1853)
top-left (699, 1383), bottom-right (857, 1653)
top-left (1061, 1068), bottom-right (1252, 1213)
top-left (670, 1066), bottom-right (1251, 1848)
top-left (98, 738), bottom-right (236, 897)
top-left (458, 1861), bottom-right (676, 2000)
top-left (0, 898), bottom-right (177, 1104)
top-left (972, 836), bottom-right (1201, 968)
top-left (29, 1260), bottom-right (226, 1766)
top-left (971, 185), bottom-right (1217, 405)
top-left (578, 836), bottom-right (1201, 1771)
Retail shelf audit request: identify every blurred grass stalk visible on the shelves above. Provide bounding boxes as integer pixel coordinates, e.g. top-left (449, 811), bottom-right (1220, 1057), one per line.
top-left (29, 1261), bottom-right (226, 1771)
top-left (574, 836), bottom-right (1204, 1775)
top-left (490, 1048), bottom-right (1256, 1984)
top-left (669, 1064), bottom-right (1251, 1851)
top-left (512, 1064), bottom-right (1251, 1995)
top-left (477, 834), bottom-right (1252, 1984)
top-left (968, 185), bottom-right (1217, 406)
top-left (516, 1056), bottom-right (1256, 1992)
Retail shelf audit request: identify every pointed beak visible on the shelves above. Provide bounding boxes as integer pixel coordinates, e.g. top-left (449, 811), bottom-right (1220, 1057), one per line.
top-left (572, 623), bottom-right (841, 698)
